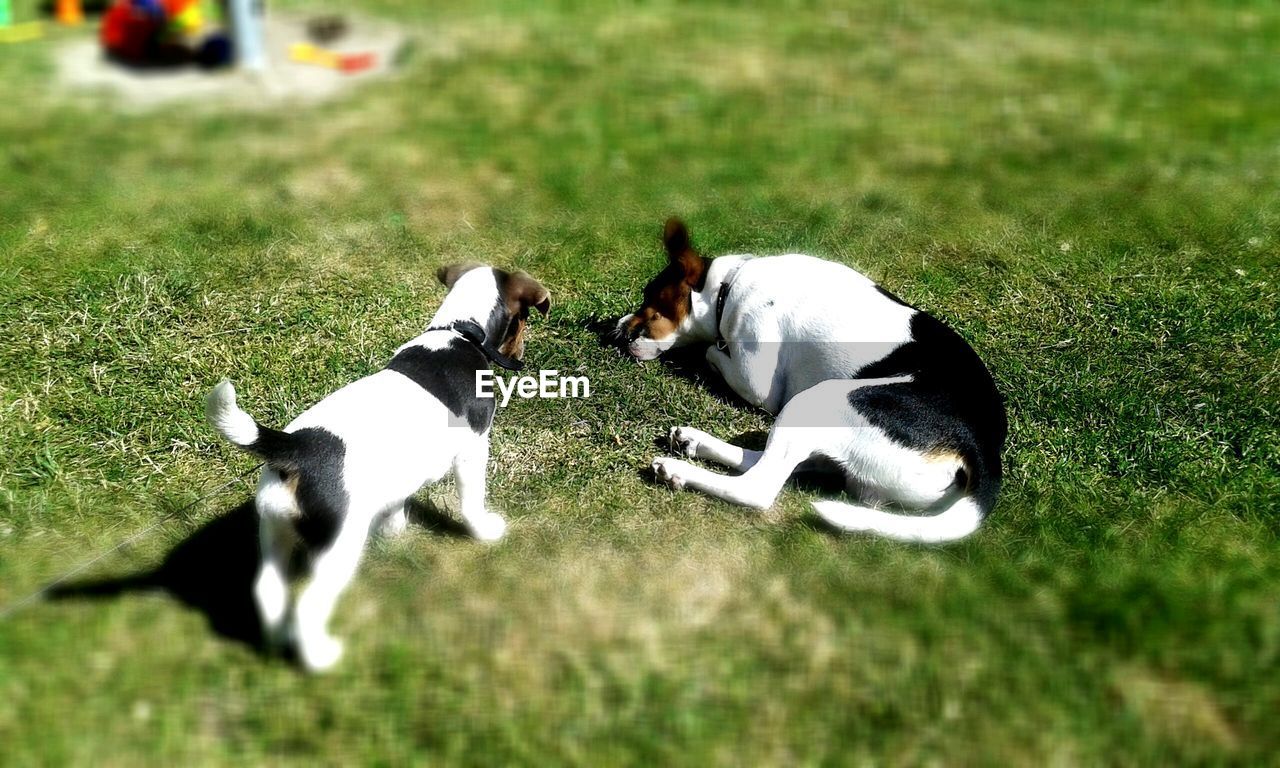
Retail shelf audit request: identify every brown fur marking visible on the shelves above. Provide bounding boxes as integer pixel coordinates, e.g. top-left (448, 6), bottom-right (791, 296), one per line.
top-left (624, 218), bottom-right (710, 342)
top-left (437, 262), bottom-right (485, 289)
top-left (923, 449), bottom-right (974, 492)
top-left (496, 269), bottom-right (551, 360)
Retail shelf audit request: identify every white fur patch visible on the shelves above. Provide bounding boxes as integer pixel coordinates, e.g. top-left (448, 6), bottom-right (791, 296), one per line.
top-left (811, 496), bottom-right (981, 544)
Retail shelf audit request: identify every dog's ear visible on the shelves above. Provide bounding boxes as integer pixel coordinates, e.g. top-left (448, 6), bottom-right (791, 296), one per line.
top-left (664, 217), bottom-right (693, 262)
top-left (663, 217), bottom-right (708, 291)
top-left (437, 262), bottom-right (484, 289)
top-left (502, 270), bottom-right (552, 317)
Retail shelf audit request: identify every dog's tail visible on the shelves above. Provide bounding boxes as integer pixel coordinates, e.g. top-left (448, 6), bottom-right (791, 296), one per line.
top-left (810, 454), bottom-right (997, 544)
top-left (205, 380), bottom-right (299, 465)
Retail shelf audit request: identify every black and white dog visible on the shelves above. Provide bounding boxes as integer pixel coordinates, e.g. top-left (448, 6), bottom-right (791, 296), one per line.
top-left (206, 264), bottom-right (549, 671)
top-left (618, 219), bottom-right (1006, 543)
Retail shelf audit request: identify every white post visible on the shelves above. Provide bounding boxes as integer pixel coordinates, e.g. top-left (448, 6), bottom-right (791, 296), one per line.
top-left (228, 0), bottom-right (266, 71)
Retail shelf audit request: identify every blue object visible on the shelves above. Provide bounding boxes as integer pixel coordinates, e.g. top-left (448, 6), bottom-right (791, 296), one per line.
top-left (132, 0), bottom-right (165, 19)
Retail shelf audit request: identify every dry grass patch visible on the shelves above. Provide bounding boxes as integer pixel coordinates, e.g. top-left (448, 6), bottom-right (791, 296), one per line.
top-left (1112, 665), bottom-right (1240, 753)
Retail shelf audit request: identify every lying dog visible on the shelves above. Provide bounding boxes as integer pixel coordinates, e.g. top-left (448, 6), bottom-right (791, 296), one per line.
top-left (618, 219), bottom-right (1006, 543)
top-left (206, 264), bottom-right (550, 671)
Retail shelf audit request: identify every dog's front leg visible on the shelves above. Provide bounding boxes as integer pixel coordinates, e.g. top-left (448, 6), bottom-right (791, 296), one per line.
top-left (292, 518), bottom-right (369, 672)
top-left (455, 439), bottom-right (506, 542)
top-left (668, 426), bottom-right (763, 472)
top-left (705, 345), bottom-right (781, 413)
top-left (653, 423), bottom-right (819, 510)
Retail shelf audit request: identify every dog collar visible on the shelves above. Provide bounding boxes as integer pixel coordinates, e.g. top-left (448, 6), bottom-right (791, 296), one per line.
top-left (714, 262), bottom-right (744, 356)
top-left (429, 321), bottom-right (524, 371)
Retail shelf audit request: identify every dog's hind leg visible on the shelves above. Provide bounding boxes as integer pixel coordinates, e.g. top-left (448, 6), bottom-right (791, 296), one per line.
top-left (668, 426), bottom-right (763, 472)
top-left (292, 515), bottom-right (369, 672)
top-left (254, 513), bottom-right (295, 650)
top-left (454, 438), bottom-right (506, 542)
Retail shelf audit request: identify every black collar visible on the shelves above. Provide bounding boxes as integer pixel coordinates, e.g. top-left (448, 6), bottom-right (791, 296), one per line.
top-left (429, 320), bottom-right (524, 371)
top-left (714, 262), bottom-right (744, 356)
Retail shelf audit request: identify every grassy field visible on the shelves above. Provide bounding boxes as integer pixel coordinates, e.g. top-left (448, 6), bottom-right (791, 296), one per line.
top-left (2, 0), bottom-right (1278, 763)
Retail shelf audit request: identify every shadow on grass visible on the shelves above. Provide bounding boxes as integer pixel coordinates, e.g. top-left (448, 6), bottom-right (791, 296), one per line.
top-left (406, 495), bottom-right (472, 539)
top-left (48, 499), bottom-right (265, 649)
top-left (586, 314), bottom-right (745, 407)
top-left (47, 495), bottom-right (466, 653)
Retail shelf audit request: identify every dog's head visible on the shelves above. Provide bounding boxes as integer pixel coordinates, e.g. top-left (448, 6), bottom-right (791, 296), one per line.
top-left (614, 218), bottom-right (710, 360)
top-left (437, 264), bottom-right (551, 362)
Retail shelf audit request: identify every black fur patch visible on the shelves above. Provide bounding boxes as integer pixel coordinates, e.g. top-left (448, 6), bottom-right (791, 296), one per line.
top-left (851, 310), bottom-right (1007, 513)
top-left (486, 294), bottom-right (508, 342)
top-left (856, 312), bottom-right (1006, 453)
top-left (251, 426), bottom-right (348, 551)
top-left (385, 337), bottom-right (497, 433)
top-left (874, 285), bottom-right (914, 308)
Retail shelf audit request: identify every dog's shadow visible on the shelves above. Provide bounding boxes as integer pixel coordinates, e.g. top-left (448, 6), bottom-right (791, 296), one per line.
top-left (47, 496), bottom-right (465, 652)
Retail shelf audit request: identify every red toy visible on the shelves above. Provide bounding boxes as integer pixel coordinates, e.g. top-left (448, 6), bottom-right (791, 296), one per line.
top-left (101, 1), bottom-right (163, 63)
top-left (101, 0), bottom-right (227, 66)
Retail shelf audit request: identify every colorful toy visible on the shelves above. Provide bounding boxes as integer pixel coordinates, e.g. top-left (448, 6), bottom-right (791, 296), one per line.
top-left (0, 22), bottom-right (41, 42)
top-left (55, 0), bottom-right (84, 25)
top-left (101, 0), bottom-right (230, 67)
top-left (289, 42), bottom-right (376, 74)
top-left (101, 1), bottom-right (165, 62)
top-left (0, 0), bottom-right (45, 44)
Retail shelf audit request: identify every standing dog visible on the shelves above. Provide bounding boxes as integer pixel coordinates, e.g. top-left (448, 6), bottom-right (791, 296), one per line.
top-left (206, 264), bottom-right (549, 671)
top-left (618, 219), bottom-right (1006, 543)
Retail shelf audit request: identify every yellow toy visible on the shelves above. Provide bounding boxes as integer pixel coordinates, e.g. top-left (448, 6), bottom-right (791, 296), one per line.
top-left (0, 22), bottom-right (42, 43)
top-left (0, 0), bottom-right (44, 43)
top-left (56, 0), bottom-right (84, 25)
top-left (289, 42), bottom-right (376, 74)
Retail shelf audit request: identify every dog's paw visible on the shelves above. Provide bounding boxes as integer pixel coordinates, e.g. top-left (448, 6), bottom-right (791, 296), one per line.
top-left (298, 633), bottom-right (344, 673)
top-left (668, 426), bottom-right (703, 459)
top-left (651, 457), bottom-right (689, 490)
top-left (468, 511), bottom-right (507, 543)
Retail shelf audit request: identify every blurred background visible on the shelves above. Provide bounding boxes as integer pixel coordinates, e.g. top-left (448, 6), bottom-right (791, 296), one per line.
top-left (1, 0), bottom-right (1277, 764)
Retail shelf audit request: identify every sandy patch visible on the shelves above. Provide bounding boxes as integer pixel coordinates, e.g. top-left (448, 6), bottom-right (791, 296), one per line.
top-left (57, 13), bottom-right (407, 110)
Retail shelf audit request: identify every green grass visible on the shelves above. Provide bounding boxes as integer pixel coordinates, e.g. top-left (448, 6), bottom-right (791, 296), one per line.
top-left (2, 0), bottom-right (1278, 763)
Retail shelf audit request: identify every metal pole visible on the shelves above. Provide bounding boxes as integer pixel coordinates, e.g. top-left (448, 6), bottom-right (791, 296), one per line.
top-left (228, 0), bottom-right (266, 71)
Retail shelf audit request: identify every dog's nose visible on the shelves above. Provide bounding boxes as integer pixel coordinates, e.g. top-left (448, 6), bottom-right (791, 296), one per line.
top-left (620, 327), bottom-right (646, 347)
top-left (604, 322), bottom-right (634, 347)
top-left (588, 316), bottom-right (633, 349)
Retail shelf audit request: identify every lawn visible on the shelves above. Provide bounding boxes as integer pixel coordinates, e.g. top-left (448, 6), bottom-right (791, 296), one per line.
top-left (1, 0), bottom-right (1278, 764)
